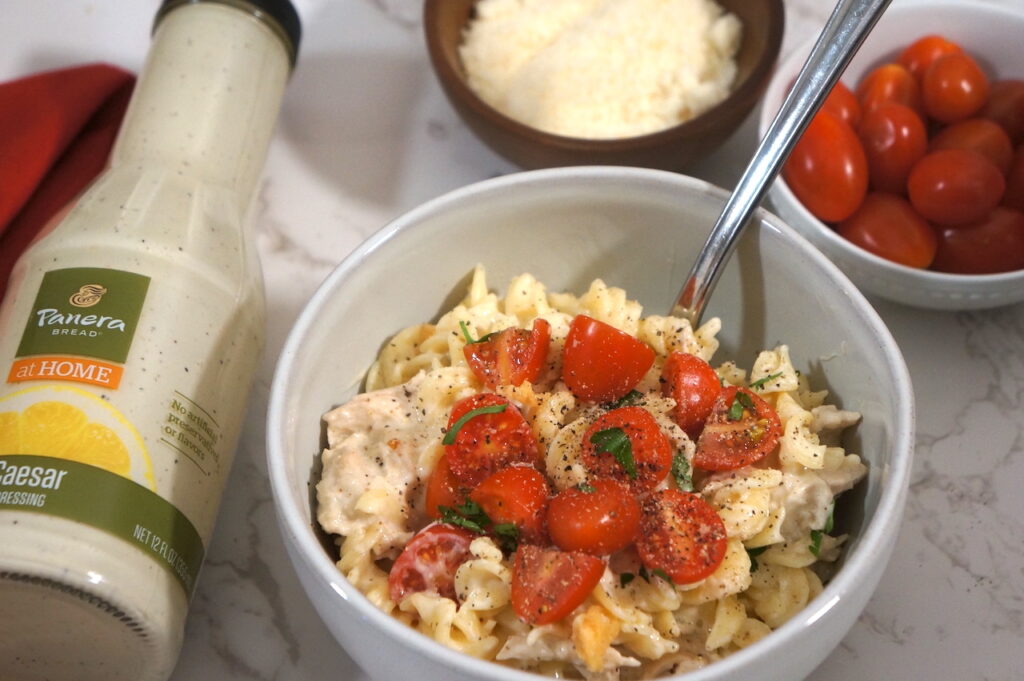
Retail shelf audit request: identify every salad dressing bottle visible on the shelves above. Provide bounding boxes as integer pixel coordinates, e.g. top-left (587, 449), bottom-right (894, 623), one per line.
top-left (0, 1), bottom-right (299, 678)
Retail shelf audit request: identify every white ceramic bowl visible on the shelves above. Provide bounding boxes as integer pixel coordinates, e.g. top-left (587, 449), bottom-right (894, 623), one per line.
top-left (760, 0), bottom-right (1024, 310)
top-left (267, 167), bottom-right (914, 681)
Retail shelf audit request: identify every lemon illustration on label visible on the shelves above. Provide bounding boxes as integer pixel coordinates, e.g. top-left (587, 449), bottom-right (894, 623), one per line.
top-left (0, 385), bottom-right (155, 490)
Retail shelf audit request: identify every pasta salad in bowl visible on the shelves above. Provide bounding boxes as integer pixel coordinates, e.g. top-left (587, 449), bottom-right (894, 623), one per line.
top-left (267, 167), bottom-right (914, 681)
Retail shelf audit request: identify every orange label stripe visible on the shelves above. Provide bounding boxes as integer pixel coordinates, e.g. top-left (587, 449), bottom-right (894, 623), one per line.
top-left (7, 356), bottom-right (123, 389)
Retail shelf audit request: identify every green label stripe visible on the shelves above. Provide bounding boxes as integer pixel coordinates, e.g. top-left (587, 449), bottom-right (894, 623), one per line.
top-left (0, 455), bottom-right (203, 598)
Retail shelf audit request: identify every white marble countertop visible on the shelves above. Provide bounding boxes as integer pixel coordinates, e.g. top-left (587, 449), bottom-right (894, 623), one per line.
top-left (3, 1), bottom-right (1022, 679)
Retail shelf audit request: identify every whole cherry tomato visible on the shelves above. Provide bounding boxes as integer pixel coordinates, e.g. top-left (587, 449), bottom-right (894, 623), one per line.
top-left (929, 118), bottom-right (1014, 174)
top-left (857, 63), bottom-right (922, 116)
top-left (857, 102), bottom-right (928, 193)
top-left (510, 545), bottom-right (604, 625)
top-left (546, 479), bottom-right (640, 555)
top-left (463, 319), bottom-right (550, 389)
top-left (897, 35), bottom-right (963, 81)
top-left (922, 52), bottom-right (990, 124)
top-left (388, 524), bottom-right (475, 603)
top-left (907, 149), bottom-right (1006, 226)
top-left (635, 489), bottom-right (727, 585)
top-left (470, 466), bottom-right (550, 543)
top-left (580, 406), bottom-right (672, 493)
top-left (562, 315), bottom-right (654, 403)
top-left (783, 111), bottom-right (868, 223)
top-left (837, 193), bottom-right (938, 268)
top-left (1003, 146), bottom-right (1024, 212)
top-left (660, 351), bottom-right (721, 438)
top-left (444, 393), bottom-right (539, 486)
top-left (695, 387), bottom-right (781, 471)
top-left (931, 207), bottom-right (1024, 274)
top-left (823, 80), bottom-right (862, 127)
top-left (981, 80), bottom-right (1024, 144)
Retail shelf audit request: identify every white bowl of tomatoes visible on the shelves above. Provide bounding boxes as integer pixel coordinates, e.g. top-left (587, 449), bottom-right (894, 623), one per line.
top-left (761, 0), bottom-right (1024, 310)
top-left (266, 166), bottom-right (914, 681)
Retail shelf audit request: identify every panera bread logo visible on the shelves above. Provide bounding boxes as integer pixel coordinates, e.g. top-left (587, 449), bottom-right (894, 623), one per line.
top-left (70, 284), bottom-right (107, 308)
top-left (33, 308), bottom-right (127, 332)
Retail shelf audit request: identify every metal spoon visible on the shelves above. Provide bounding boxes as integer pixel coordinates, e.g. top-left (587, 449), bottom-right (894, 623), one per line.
top-left (672, 0), bottom-right (892, 324)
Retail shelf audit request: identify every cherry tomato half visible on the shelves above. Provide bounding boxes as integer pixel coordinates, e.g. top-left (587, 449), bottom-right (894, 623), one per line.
top-left (837, 192), bottom-right (938, 268)
top-left (562, 315), bottom-right (655, 403)
top-left (929, 118), bottom-right (1014, 175)
top-left (660, 351), bottom-right (721, 438)
top-left (907, 149), bottom-right (1006, 227)
top-left (469, 466), bottom-right (549, 543)
top-left (425, 454), bottom-right (469, 519)
top-left (857, 63), bottom-right (922, 116)
top-left (783, 111), bottom-right (868, 223)
top-left (444, 393), bottom-right (539, 486)
top-left (857, 101), bottom-right (928, 194)
top-left (635, 489), bottom-right (727, 585)
top-left (581, 406), bottom-right (672, 493)
top-left (922, 52), bottom-right (990, 124)
top-left (823, 80), bottom-right (862, 127)
top-left (388, 524), bottom-right (474, 603)
top-left (898, 35), bottom-right (963, 81)
top-left (932, 207), bottom-right (1024, 274)
top-left (1004, 146), bottom-right (1024, 212)
top-left (695, 386), bottom-right (781, 471)
top-left (546, 479), bottom-right (640, 556)
top-left (511, 544), bottom-right (605, 625)
top-left (464, 319), bottom-right (550, 389)
top-left (981, 80), bottom-right (1024, 144)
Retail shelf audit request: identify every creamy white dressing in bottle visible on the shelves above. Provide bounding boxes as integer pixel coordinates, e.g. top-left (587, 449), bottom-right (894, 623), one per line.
top-left (0, 2), bottom-right (299, 679)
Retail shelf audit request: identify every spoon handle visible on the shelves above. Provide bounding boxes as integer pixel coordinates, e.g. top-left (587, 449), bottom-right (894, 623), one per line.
top-left (672, 0), bottom-right (892, 324)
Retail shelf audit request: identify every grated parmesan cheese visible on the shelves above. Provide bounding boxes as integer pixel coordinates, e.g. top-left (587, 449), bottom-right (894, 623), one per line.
top-left (459, 0), bottom-right (742, 139)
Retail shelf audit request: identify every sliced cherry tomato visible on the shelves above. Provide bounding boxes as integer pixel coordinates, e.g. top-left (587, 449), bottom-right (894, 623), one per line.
top-left (837, 193), bottom-right (938, 268)
top-left (783, 111), bottom-right (868, 223)
top-left (425, 454), bottom-right (469, 519)
top-left (464, 319), bottom-right (550, 389)
top-left (469, 466), bottom-right (549, 543)
top-left (562, 315), bottom-right (654, 402)
top-left (546, 479), bottom-right (640, 555)
top-left (444, 393), bottom-right (539, 486)
top-left (907, 149), bottom-right (1006, 227)
top-left (929, 118), bottom-right (1014, 174)
top-left (1003, 146), bottom-right (1024, 212)
top-left (857, 102), bottom-right (928, 194)
top-left (511, 544), bottom-right (604, 625)
top-left (635, 489), bottom-right (727, 585)
top-left (660, 351), bottom-right (721, 438)
top-left (823, 80), bottom-right (862, 127)
top-left (695, 386), bottom-right (781, 471)
top-left (388, 524), bottom-right (474, 603)
top-left (857, 63), bottom-right (922, 116)
top-left (932, 207), bottom-right (1024, 274)
top-left (580, 406), bottom-right (672, 493)
top-left (981, 80), bottom-right (1024, 144)
top-left (898, 35), bottom-right (963, 81)
top-left (922, 52), bottom-right (990, 124)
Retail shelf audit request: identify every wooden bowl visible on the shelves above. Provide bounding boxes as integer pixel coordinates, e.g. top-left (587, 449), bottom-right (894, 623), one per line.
top-left (424, 0), bottom-right (784, 171)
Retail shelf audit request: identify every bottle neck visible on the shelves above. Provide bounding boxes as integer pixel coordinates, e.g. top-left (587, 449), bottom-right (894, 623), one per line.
top-left (111, 3), bottom-right (290, 206)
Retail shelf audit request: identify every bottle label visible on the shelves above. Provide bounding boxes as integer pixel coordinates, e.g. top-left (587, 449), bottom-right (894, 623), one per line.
top-left (8, 267), bottom-right (150, 390)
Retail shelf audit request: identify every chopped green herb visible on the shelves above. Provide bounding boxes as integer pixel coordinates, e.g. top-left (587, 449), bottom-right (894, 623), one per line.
top-left (823, 502), bottom-right (835, 534)
top-left (638, 565), bottom-right (650, 582)
top-left (749, 371), bottom-right (783, 390)
top-left (651, 568), bottom-right (673, 584)
top-left (612, 390), bottom-right (644, 408)
top-left (442, 403), bottom-right (507, 445)
top-left (746, 545), bottom-right (768, 572)
top-left (458, 320), bottom-right (497, 345)
top-left (589, 427), bottom-right (637, 479)
top-left (671, 453), bottom-right (693, 492)
top-left (493, 522), bottom-right (520, 553)
top-left (728, 390), bottom-right (755, 421)
top-left (620, 572), bottom-right (636, 588)
top-left (576, 483), bottom-right (596, 493)
top-left (809, 530), bottom-right (823, 557)
top-left (438, 499), bottom-right (491, 534)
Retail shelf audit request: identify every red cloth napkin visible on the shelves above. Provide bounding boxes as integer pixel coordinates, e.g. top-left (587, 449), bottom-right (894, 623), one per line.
top-left (0, 63), bottom-right (135, 300)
